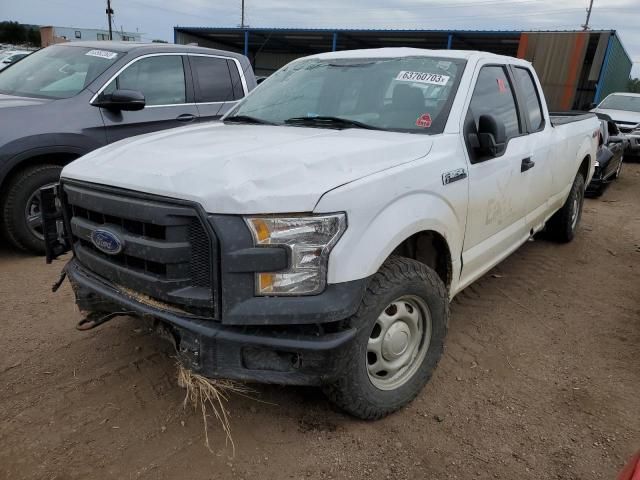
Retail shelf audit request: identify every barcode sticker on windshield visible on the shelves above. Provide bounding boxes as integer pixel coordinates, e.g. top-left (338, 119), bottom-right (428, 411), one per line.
top-left (396, 71), bottom-right (449, 86)
top-left (85, 49), bottom-right (118, 60)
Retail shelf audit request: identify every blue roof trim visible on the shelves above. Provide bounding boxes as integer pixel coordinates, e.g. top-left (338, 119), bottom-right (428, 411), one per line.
top-left (174, 26), bottom-right (616, 35)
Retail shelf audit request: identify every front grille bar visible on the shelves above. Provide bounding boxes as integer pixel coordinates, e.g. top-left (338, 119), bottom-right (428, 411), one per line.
top-left (62, 181), bottom-right (217, 318)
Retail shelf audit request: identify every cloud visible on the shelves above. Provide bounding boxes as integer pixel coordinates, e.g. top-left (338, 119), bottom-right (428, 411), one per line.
top-left (4, 0), bottom-right (639, 75)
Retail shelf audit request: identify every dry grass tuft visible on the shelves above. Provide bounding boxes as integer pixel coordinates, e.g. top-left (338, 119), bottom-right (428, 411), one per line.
top-left (177, 363), bottom-right (255, 456)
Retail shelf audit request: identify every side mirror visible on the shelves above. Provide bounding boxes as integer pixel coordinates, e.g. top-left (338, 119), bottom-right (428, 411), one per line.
top-left (589, 102), bottom-right (598, 110)
top-left (93, 89), bottom-right (146, 111)
top-left (472, 114), bottom-right (507, 157)
top-left (608, 136), bottom-right (624, 144)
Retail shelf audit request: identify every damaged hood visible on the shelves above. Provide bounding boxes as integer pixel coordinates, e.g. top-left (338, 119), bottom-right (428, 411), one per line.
top-left (62, 122), bottom-right (433, 214)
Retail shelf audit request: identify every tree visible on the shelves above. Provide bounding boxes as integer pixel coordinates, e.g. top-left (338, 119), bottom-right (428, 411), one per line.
top-left (0, 21), bottom-right (41, 47)
top-left (629, 78), bottom-right (640, 94)
top-left (152, 39), bottom-right (168, 43)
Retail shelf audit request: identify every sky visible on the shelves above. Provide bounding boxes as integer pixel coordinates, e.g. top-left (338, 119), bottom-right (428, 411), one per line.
top-left (3, 0), bottom-right (639, 76)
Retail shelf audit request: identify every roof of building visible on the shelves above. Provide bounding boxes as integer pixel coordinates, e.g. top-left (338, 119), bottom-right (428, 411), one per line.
top-left (174, 26), bottom-right (619, 56)
top-left (42, 25), bottom-right (140, 35)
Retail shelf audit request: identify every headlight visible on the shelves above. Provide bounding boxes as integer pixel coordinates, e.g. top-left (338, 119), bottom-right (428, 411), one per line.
top-left (245, 214), bottom-right (347, 296)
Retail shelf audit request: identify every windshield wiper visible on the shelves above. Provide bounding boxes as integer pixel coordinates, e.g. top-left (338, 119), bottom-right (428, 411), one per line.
top-left (284, 116), bottom-right (383, 131)
top-left (224, 115), bottom-right (275, 125)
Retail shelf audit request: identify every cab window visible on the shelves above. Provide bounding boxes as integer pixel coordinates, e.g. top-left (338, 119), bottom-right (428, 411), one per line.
top-left (467, 65), bottom-right (521, 141)
top-left (103, 55), bottom-right (187, 106)
top-left (513, 67), bottom-right (544, 131)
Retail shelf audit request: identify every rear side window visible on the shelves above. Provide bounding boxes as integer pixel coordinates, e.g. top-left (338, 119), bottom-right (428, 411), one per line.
top-left (190, 56), bottom-right (240, 103)
top-left (514, 67), bottom-right (544, 131)
top-left (109, 55), bottom-right (186, 106)
top-left (226, 59), bottom-right (245, 100)
top-left (468, 65), bottom-right (521, 140)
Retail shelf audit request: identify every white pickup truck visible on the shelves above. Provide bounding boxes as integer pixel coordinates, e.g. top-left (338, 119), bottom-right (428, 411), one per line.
top-left (43, 48), bottom-right (599, 419)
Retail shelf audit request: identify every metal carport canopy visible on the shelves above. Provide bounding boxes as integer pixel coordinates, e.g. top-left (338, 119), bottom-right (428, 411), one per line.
top-left (173, 27), bottom-right (524, 56)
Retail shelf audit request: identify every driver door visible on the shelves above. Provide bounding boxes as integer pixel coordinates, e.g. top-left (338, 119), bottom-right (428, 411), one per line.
top-left (97, 54), bottom-right (199, 143)
top-left (459, 64), bottom-right (531, 288)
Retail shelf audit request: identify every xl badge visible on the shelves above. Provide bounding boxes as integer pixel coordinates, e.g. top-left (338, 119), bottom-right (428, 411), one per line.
top-left (90, 229), bottom-right (124, 255)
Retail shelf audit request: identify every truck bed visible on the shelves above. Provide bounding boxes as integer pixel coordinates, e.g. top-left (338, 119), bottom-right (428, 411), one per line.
top-left (550, 111), bottom-right (597, 126)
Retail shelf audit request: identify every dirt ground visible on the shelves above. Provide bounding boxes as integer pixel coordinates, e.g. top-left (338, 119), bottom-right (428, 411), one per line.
top-left (1, 165), bottom-right (639, 480)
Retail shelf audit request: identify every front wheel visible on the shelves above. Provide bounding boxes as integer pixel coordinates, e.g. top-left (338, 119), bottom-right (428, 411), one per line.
top-left (323, 257), bottom-right (449, 420)
top-left (546, 172), bottom-right (585, 243)
top-left (1, 164), bottom-right (62, 253)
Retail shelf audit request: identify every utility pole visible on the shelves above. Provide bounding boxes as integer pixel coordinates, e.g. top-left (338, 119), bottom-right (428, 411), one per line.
top-left (106, 0), bottom-right (114, 40)
top-left (582, 0), bottom-right (594, 31)
top-left (241, 0), bottom-right (245, 28)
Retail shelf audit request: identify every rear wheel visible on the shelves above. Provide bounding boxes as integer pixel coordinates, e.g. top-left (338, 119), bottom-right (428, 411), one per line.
top-left (546, 172), bottom-right (585, 243)
top-left (323, 256), bottom-right (449, 420)
top-left (1, 164), bottom-right (62, 254)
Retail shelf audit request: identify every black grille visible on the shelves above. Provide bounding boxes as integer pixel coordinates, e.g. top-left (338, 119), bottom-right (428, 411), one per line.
top-left (71, 205), bottom-right (167, 240)
top-left (62, 182), bottom-right (217, 317)
top-left (188, 220), bottom-right (211, 288)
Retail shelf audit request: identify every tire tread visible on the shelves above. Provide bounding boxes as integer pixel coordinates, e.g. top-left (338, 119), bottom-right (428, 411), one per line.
top-left (1, 164), bottom-right (62, 252)
top-left (323, 256), bottom-right (449, 420)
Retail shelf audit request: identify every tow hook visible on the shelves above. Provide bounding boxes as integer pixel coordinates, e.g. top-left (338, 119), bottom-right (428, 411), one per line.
top-left (76, 311), bottom-right (131, 331)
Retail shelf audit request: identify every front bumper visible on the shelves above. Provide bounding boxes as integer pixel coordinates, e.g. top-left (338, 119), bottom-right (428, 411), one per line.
top-left (624, 135), bottom-right (640, 155)
top-left (586, 167), bottom-right (608, 193)
top-left (66, 258), bottom-right (365, 385)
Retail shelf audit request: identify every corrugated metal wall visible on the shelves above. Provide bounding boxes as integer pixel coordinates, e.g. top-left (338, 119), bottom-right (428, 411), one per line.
top-left (597, 34), bottom-right (633, 102)
top-left (517, 32), bottom-right (589, 111)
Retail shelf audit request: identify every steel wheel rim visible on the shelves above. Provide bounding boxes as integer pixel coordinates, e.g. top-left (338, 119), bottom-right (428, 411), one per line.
top-left (366, 295), bottom-right (432, 391)
top-left (24, 183), bottom-right (56, 241)
top-left (570, 189), bottom-right (582, 231)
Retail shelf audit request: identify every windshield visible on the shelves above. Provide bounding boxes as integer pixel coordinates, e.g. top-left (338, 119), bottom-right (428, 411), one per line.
top-left (0, 45), bottom-right (123, 99)
top-left (598, 94), bottom-right (640, 113)
top-left (227, 56), bottom-right (466, 134)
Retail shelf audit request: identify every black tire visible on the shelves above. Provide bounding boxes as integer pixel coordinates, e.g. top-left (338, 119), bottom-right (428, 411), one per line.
top-left (586, 184), bottom-right (603, 198)
top-left (1, 164), bottom-right (62, 254)
top-left (546, 172), bottom-right (585, 243)
top-left (322, 256), bottom-right (449, 420)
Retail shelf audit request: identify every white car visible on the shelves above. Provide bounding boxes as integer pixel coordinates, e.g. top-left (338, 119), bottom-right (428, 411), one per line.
top-left (592, 92), bottom-right (640, 157)
top-left (0, 50), bottom-right (31, 71)
top-left (45, 48), bottom-right (599, 419)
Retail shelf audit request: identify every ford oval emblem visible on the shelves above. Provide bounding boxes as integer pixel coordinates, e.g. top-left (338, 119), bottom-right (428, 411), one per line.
top-left (90, 229), bottom-right (124, 255)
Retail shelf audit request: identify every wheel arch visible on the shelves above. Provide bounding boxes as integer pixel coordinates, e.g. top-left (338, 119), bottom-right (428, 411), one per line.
top-left (578, 154), bottom-right (591, 183)
top-left (388, 230), bottom-right (453, 291)
top-left (0, 148), bottom-right (84, 201)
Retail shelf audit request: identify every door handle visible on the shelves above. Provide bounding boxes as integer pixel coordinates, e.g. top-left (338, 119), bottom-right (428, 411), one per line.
top-left (521, 157), bottom-right (535, 172)
top-left (176, 113), bottom-right (196, 122)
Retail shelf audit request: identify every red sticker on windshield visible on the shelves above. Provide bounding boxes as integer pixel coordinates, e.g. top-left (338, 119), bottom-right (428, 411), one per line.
top-left (497, 78), bottom-right (507, 93)
top-left (416, 113), bottom-right (432, 128)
